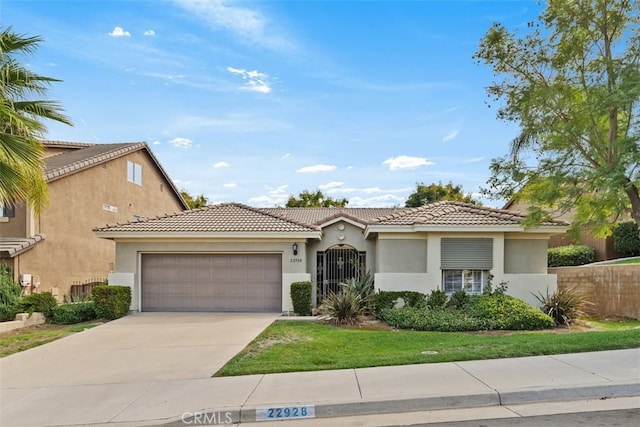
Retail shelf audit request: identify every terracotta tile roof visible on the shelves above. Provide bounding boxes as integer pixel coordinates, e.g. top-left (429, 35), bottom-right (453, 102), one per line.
top-left (371, 201), bottom-right (568, 227)
top-left (260, 207), bottom-right (402, 226)
top-left (0, 236), bottom-right (44, 257)
top-left (44, 142), bottom-right (145, 182)
top-left (94, 203), bottom-right (321, 233)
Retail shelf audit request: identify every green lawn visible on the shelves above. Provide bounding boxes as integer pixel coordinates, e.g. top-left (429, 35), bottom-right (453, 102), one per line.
top-left (215, 321), bottom-right (640, 377)
top-left (609, 258), bottom-right (640, 265)
top-left (0, 322), bottom-right (101, 358)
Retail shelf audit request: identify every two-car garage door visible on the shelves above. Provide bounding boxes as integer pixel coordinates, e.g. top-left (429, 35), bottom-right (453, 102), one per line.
top-left (141, 254), bottom-right (282, 312)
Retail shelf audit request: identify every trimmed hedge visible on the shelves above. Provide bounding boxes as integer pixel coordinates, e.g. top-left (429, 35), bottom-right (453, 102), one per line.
top-left (91, 286), bottom-right (131, 320)
top-left (379, 294), bottom-right (554, 332)
top-left (290, 281), bottom-right (312, 316)
top-left (370, 291), bottom-right (426, 317)
top-left (51, 301), bottom-right (97, 324)
top-left (426, 290), bottom-right (447, 309)
top-left (548, 245), bottom-right (595, 267)
top-left (17, 292), bottom-right (58, 320)
top-left (613, 221), bottom-right (640, 256)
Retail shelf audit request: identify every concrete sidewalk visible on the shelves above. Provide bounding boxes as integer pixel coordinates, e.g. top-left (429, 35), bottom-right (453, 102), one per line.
top-left (2, 348), bottom-right (638, 426)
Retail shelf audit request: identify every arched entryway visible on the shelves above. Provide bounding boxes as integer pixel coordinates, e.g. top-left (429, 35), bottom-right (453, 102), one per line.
top-left (316, 245), bottom-right (366, 302)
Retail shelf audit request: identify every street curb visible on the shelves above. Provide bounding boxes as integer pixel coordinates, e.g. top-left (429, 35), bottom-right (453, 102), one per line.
top-left (166, 382), bottom-right (640, 425)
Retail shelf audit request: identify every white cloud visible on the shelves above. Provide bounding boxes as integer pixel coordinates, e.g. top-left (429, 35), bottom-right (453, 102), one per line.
top-left (382, 155), bottom-right (434, 171)
top-left (170, 114), bottom-right (291, 133)
top-left (172, 0), bottom-right (293, 50)
top-left (346, 166), bottom-right (354, 170)
top-left (462, 157), bottom-right (485, 163)
top-left (318, 181), bottom-right (344, 191)
top-left (151, 140), bottom-right (161, 145)
top-left (282, 153), bottom-right (291, 159)
top-left (349, 194), bottom-right (405, 207)
top-left (227, 67), bottom-right (273, 93)
top-left (144, 30), bottom-right (156, 36)
top-left (248, 184), bottom-right (289, 206)
top-left (213, 161), bottom-right (230, 168)
top-left (442, 129), bottom-right (460, 143)
top-left (223, 182), bottom-right (237, 188)
top-left (169, 137), bottom-right (192, 148)
top-left (108, 26), bottom-right (131, 37)
top-left (296, 164), bottom-right (337, 173)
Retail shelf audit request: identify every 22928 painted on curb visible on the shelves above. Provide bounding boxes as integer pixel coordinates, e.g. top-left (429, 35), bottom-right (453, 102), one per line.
top-left (255, 405), bottom-right (315, 421)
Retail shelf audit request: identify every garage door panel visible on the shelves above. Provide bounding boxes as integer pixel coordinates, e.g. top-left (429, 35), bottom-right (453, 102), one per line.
top-left (142, 254), bottom-right (282, 312)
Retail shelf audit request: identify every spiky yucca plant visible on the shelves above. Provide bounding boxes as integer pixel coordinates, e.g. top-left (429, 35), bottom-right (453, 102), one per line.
top-left (320, 290), bottom-right (363, 325)
top-left (534, 287), bottom-right (590, 326)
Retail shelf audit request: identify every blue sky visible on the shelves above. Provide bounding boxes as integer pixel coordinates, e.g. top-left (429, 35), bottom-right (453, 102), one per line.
top-left (3, 0), bottom-right (542, 207)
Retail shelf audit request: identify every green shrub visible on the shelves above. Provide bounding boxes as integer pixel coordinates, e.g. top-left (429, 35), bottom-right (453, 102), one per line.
top-left (468, 294), bottom-right (555, 330)
top-left (17, 292), bottom-right (58, 320)
top-left (370, 291), bottom-right (426, 317)
top-left (51, 302), bottom-right (97, 324)
top-left (426, 289), bottom-right (447, 310)
top-left (533, 287), bottom-right (590, 326)
top-left (613, 221), bottom-right (640, 256)
top-left (320, 290), bottom-right (363, 325)
top-left (380, 306), bottom-right (490, 332)
top-left (290, 281), bottom-right (312, 316)
top-left (548, 245), bottom-right (595, 267)
top-left (91, 285), bottom-right (131, 320)
top-left (380, 294), bottom-right (554, 332)
top-left (0, 263), bottom-right (21, 321)
top-left (447, 290), bottom-right (470, 309)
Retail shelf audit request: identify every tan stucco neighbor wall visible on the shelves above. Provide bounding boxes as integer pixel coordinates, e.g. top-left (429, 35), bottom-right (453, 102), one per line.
top-left (13, 150), bottom-right (184, 298)
top-left (113, 239), bottom-right (307, 312)
top-left (550, 265), bottom-right (640, 319)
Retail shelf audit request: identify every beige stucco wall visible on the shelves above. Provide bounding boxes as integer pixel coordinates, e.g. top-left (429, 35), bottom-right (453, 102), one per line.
top-left (374, 231), bottom-right (556, 306)
top-left (0, 202), bottom-right (28, 237)
top-left (376, 234), bottom-right (428, 273)
top-left (550, 265), bottom-right (640, 319)
top-left (13, 150), bottom-right (184, 298)
top-left (504, 238), bottom-right (548, 274)
top-left (112, 239), bottom-right (307, 312)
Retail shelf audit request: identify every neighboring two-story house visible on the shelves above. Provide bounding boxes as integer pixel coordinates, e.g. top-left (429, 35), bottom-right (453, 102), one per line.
top-left (0, 141), bottom-right (187, 299)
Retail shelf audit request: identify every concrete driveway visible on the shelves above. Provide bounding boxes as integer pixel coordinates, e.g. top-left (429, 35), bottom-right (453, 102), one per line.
top-left (0, 312), bottom-right (278, 388)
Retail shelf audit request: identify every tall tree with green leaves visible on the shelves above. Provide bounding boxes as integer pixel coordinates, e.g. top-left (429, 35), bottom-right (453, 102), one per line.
top-left (180, 189), bottom-right (209, 209)
top-left (474, 0), bottom-right (640, 236)
top-left (286, 189), bottom-right (348, 207)
top-left (0, 27), bottom-right (72, 212)
top-left (405, 181), bottom-right (480, 207)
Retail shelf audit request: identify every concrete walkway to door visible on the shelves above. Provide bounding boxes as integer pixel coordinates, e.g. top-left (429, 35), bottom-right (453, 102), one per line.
top-left (1, 313), bottom-right (278, 426)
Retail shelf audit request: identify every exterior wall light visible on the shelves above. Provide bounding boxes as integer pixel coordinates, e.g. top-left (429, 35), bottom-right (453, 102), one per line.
top-left (292, 243), bottom-right (298, 256)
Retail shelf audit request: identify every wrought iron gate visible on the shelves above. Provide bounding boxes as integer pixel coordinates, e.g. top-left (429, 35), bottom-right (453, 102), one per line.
top-left (316, 246), bottom-right (366, 302)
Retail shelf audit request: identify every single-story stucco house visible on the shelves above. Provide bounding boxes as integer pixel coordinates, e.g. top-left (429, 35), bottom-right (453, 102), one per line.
top-left (94, 201), bottom-right (568, 313)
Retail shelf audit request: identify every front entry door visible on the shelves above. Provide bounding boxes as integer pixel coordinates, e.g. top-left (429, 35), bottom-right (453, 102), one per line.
top-left (316, 246), bottom-right (365, 302)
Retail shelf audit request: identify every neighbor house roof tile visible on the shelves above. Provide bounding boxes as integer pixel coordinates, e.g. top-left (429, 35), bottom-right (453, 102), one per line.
top-left (94, 203), bottom-right (320, 233)
top-left (0, 236), bottom-right (44, 258)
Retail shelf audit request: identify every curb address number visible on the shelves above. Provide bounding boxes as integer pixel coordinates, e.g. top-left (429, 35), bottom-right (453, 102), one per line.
top-left (256, 405), bottom-right (315, 421)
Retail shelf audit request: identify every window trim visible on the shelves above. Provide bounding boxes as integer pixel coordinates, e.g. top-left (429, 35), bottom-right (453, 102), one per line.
top-left (0, 203), bottom-right (15, 218)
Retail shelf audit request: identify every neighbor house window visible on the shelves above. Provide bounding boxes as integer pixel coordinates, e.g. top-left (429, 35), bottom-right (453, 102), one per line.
top-left (443, 269), bottom-right (488, 294)
top-left (0, 203), bottom-right (15, 218)
top-left (440, 238), bottom-right (493, 294)
top-left (127, 161), bottom-right (142, 185)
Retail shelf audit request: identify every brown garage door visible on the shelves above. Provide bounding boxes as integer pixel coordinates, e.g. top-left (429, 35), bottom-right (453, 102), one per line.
top-left (141, 254), bottom-right (282, 312)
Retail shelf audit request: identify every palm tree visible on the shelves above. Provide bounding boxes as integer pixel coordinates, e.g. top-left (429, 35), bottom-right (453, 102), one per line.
top-left (0, 26), bottom-right (72, 212)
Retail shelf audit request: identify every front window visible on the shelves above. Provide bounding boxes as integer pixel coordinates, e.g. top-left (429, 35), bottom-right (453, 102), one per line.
top-left (0, 203), bottom-right (15, 218)
top-left (443, 270), bottom-right (487, 295)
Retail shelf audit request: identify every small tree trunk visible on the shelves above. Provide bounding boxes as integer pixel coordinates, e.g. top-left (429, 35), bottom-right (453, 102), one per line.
top-left (624, 180), bottom-right (640, 230)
